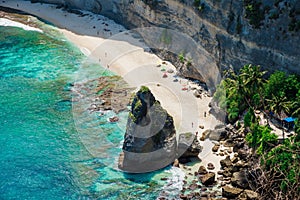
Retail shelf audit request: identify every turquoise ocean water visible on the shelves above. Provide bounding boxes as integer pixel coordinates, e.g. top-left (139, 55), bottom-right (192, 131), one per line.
top-left (0, 21), bottom-right (182, 199)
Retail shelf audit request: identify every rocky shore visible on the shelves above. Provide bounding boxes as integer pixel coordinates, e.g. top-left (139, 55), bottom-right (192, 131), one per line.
top-left (72, 75), bottom-right (134, 114)
top-left (169, 121), bottom-right (260, 200)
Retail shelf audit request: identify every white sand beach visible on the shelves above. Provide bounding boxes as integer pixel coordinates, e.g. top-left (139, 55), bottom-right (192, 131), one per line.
top-left (1, 0), bottom-right (224, 173)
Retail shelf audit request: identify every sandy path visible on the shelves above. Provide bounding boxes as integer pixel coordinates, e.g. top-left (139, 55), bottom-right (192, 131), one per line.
top-left (1, 0), bottom-right (223, 171)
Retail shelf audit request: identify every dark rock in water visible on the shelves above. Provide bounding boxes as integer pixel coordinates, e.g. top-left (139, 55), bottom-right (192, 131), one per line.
top-left (173, 159), bottom-right (179, 167)
top-left (178, 132), bottom-right (202, 158)
top-left (220, 156), bottom-right (232, 169)
top-left (222, 186), bottom-right (243, 198)
top-left (188, 183), bottom-right (198, 190)
top-left (198, 166), bottom-right (208, 174)
top-left (231, 171), bottom-right (249, 189)
top-left (200, 172), bottom-right (215, 186)
top-left (178, 157), bottom-right (191, 164)
top-left (118, 86), bottom-right (177, 173)
top-left (54, 99), bottom-right (72, 111)
top-left (179, 194), bottom-right (187, 200)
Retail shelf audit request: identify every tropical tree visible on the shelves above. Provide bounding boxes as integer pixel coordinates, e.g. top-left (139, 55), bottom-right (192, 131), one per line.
top-left (266, 94), bottom-right (291, 117)
top-left (239, 64), bottom-right (267, 108)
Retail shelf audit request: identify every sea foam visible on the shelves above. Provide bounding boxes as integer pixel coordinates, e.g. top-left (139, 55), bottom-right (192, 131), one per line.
top-left (0, 18), bottom-right (43, 33)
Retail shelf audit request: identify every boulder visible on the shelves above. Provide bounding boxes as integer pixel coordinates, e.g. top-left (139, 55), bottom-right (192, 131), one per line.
top-left (194, 90), bottom-right (202, 98)
top-left (178, 132), bottom-right (202, 158)
top-left (225, 124), bottom-right (234, 131)
top-left (212, 144), bottom-right (220, 152)
top-left (231, 171), bottom-right (249, 189)
top-left (223, 139), bottom-right (235, 147)
top-left (200, 172), bottom-right (216, 186)
top-left (209, 128), bottom-right (228, 141)
top-left (200, 129), bottom-right (212, 141)
top-left (178, 157), bottom-right (191, 164)
top-left (222, 186), bottom-right (243, 198)
top-left (207, 163), bottom-right (215, 170)
top-left (173, 159), bottom-right (179, 167)
top-left (244, 189), bottom-right (259, 200)
top-left (238, 149), bottom-right (249, 160)
top-left (198, 166), bottom-right (208, 174)
top-left (233, 141), bottom-right (245, 152)
top-left (215, 124), bottom-right (226, 129)
top-left (188, 183), bottom-right (199, 190)
top-left (231, 156), bottom-right (239, 164)
top-left (222, 169), bottom-right (232, 177)
top-left (220, 156), bottom-right (232, 168)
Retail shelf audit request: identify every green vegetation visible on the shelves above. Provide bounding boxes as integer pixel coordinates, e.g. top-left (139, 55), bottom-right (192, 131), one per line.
top-left (214, 64), bottom-right (300, 198)
top-left (140, 85), bottom-right (150, 93)
top-left (178, 52), bottom-right (193, 67)
top-left (193, 0), bottom-right (205, 12)
top-left (245, 123), bottom-right (278, 155)
top-left (178, 52), bottom-right (185, 63)
top-left (244, 0), bottom-right (265, 28)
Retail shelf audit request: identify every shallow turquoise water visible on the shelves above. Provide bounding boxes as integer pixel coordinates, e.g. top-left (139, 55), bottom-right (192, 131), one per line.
top-left (0, 23), bottom-right (179, 199)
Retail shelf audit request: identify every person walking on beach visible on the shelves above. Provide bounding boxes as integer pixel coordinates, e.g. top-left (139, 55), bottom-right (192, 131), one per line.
top-left (192, 122), bottom-right (194, 128)
top-left (204, 111), bottom-right (206, 117)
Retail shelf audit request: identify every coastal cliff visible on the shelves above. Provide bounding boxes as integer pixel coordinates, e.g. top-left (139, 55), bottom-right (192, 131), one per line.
top-left (118, 86), bottom-right (177, 173)
top-left (32, 0), bottom-right (300, 81)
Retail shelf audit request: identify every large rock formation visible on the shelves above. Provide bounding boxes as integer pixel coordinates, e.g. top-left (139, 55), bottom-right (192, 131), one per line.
top-left (118, 86), bottom-right (177, 173)
top-left (32, 0), bottom-right (300, 86)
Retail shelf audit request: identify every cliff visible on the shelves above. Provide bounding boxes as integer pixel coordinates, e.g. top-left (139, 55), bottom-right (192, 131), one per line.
top-left (32, 0), bottom-right (300, 82)
top-left (118, 86), bottom-right (177, 173)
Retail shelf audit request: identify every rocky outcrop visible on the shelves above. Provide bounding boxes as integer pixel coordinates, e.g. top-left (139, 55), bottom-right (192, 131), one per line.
top-left (118, 86), bottom-right (177, 173)
top-left (200, 172), bottom-right (216, 186)
top-left (177, 132), bottom-right (202, 158)
top-left (222, 185), bottom-right (243, 198)
top-left (33, 0), bottom-right (299, 90)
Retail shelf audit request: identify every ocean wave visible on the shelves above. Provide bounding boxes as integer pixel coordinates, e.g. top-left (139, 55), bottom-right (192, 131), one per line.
top-left (0, 17), bottom-right (43, 33)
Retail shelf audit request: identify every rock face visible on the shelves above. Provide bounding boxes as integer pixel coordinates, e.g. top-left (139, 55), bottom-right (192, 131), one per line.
top-left (200, 172), bottom-right (216, 186)
top-left (118, 86), bottom-right (177, 173)
top-left (222, 185), bottom-right (243, 198)
top-left (178, 132), bottom-right (202, 158)
top-left (209, 128), bottom-right (228, 141)
top-left (34, 0), bottom-right (300, 89)
top-left (231, 171), bottom-right (249, 189)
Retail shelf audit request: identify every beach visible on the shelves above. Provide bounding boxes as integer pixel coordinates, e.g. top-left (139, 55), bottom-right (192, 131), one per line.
top-left (1, 0), bottom-right (224, 186)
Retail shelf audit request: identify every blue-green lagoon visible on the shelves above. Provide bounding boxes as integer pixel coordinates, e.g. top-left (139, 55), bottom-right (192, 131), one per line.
top-left (0, 18), bottom-right (183, 199)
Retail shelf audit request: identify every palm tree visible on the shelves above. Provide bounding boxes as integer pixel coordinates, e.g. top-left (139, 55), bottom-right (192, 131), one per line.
top-left (291, 100), bottom-right (300, 118)
top-left (267, 94), bottom-right (291, 117)
top-left (266, 94), bottom-right (292, 139)
top-left (239, 64), bottom-right (267, 108)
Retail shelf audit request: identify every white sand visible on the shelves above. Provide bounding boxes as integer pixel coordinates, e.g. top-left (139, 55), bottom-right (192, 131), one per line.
top-left (1, 0), bottom-right (224, 172)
